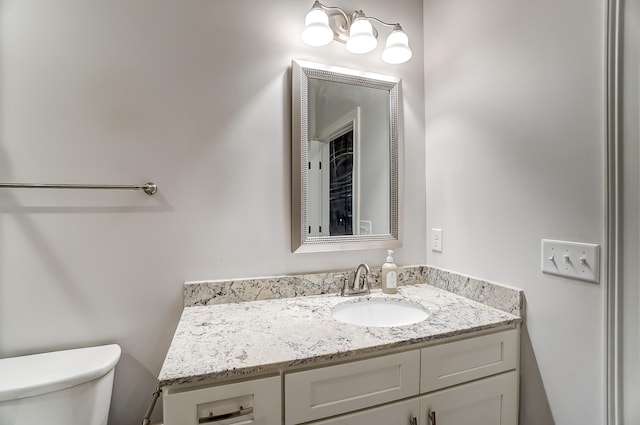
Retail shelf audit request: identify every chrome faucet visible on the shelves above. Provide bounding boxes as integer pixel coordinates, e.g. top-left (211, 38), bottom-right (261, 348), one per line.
top-left (341, 263), bottom-right (371, 296)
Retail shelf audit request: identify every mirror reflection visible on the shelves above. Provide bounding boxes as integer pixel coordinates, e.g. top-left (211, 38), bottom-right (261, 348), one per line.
top-left (292, 60), bottom-right (401, 253)
top-left (308, 80), bottom-right (390, 237)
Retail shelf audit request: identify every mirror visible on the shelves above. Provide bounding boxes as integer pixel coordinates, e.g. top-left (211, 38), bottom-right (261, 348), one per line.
top-left (292, 59), bottom-right (401, 253)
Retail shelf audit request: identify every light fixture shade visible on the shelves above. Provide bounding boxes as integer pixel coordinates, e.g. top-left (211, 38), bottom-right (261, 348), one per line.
top-left (346, 18), bottom-right (377, 54)
top-left (381, 29), bottom-right (412, 64)
top-left (301, 8), bottom-right (334, 47)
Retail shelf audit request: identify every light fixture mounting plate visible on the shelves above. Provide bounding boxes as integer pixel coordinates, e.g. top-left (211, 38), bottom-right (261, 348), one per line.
top-left (328, 13), bottom-right (349, 43)
top-left (327, 12), bottom-right (379, 44)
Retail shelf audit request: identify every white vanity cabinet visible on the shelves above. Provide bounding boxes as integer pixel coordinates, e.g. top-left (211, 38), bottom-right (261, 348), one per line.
top-left (162, 328), bottom-right (519, 425)
top-left (303, 372), bottom-right (517, 425)
top-left (286, 328), bottom-right (519, 425)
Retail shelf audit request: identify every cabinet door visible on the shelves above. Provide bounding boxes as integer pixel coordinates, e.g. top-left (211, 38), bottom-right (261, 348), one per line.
top-left (310, 398), bottom-right (420, 425)
top-left (420, 371), bottom-right (518, 425)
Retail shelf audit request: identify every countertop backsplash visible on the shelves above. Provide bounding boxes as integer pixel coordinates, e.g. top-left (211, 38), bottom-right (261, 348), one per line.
top-left (184, 265), bottom-right (524, 318)
top-left (426, 267), bottom-right (525, 317)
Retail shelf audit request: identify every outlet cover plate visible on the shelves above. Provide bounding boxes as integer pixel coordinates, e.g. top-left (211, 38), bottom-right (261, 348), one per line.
top-left (541, 239), bottom-right (600, 283)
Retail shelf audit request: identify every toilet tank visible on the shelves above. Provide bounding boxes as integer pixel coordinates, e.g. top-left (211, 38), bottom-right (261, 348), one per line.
top-left (0, 344), bottom-right (121, 425)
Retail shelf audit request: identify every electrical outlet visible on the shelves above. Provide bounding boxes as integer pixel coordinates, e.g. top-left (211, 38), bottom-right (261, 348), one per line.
top-left (432, 228), bottom-right (443, 252)
top-left (541, 239), bottom-right (600, 283)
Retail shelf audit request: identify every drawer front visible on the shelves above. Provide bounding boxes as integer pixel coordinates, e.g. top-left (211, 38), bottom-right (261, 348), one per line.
top-left (421, 329), bottom-right (518, 393)
top-left (163, 376), bottom-right (281, 425)
top-left (285, 350), bottom-right (420, 425)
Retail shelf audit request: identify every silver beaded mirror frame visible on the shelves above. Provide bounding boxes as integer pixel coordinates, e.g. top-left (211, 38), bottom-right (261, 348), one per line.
top-left (291, 59), bottom-right (402, 253)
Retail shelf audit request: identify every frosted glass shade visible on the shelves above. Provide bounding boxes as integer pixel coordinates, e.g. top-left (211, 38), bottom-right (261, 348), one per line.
top-left (381, 29), bottom-right (412, 64)
top-left (346, 18), bottom-right (377, 54)
top-left (301, 9), bottom-right (334, 47)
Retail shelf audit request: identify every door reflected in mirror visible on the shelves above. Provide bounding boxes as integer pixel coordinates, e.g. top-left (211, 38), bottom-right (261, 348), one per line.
top-left (292, 60), bottom-right (401, 253)
top-left (308, 113), bottom-right (357, 237)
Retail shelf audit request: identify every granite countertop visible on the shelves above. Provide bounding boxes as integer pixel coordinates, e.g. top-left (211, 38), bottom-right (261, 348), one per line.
top-left (158, 283), bottom-right (522, 388)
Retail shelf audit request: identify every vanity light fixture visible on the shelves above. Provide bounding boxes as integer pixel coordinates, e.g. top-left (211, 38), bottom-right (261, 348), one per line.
top-left (301, 1), bottom-right (412, 64)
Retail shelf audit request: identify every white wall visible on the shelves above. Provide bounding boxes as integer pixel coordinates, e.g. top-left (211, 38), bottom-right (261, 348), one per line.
top-left (0, 1), bottom-right (425, 424)
top-left (424, 1), bottom-right (606, 424)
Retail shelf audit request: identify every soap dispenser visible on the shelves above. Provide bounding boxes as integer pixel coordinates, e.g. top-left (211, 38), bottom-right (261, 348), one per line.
top-left (381, 249), bottom-right (398, 294)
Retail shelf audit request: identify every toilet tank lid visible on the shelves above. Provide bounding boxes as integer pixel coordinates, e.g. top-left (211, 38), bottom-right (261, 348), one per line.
top-left (0, 344), bottom-right (121, 402)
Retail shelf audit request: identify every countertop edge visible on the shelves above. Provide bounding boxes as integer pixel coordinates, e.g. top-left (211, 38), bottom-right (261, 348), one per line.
top-left (157, 319), bottom-right (520, 388)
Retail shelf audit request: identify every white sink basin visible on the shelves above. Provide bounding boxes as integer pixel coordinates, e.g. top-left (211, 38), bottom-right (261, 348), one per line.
top-left (331, 299), bottom-right (429, 327)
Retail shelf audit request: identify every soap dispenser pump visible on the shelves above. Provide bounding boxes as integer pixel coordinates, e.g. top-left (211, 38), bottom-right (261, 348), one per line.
top-left (381, 249), bottom-right (398, 294)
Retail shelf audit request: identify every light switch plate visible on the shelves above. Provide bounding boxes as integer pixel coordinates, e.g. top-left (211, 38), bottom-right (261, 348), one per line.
top-left (541, 239), bottom-right (600, 283)
top-left (432, 228), bottom-right (443, 252)
top-left (359, 220), bottom-right (372, 235)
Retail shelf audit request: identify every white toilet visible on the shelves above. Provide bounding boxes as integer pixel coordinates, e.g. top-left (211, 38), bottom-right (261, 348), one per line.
top-left (0, 344), bottom-right (121, 425)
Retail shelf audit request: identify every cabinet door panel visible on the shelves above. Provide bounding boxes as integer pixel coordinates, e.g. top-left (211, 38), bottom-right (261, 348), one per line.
top-left (310, 398), bottom-right (420, 425)
top-left (420, 371), bottom-right (518, 425)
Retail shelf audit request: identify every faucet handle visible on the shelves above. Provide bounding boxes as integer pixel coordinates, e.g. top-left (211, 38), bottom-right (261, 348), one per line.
top-left (339, 274), bottom-right (350, 296)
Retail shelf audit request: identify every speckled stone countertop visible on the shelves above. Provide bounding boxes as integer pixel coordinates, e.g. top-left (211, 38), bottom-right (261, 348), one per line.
top-left (159, 283), bottom-right (521, 388)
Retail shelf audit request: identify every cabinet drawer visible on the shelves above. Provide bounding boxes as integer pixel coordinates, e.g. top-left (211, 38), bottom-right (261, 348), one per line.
top-left (421, 329), bottom-right (518, 393)
top-left (285, 350), bottom-right (420, 425)
top-left (163, 376), bottom-right (281, 425)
